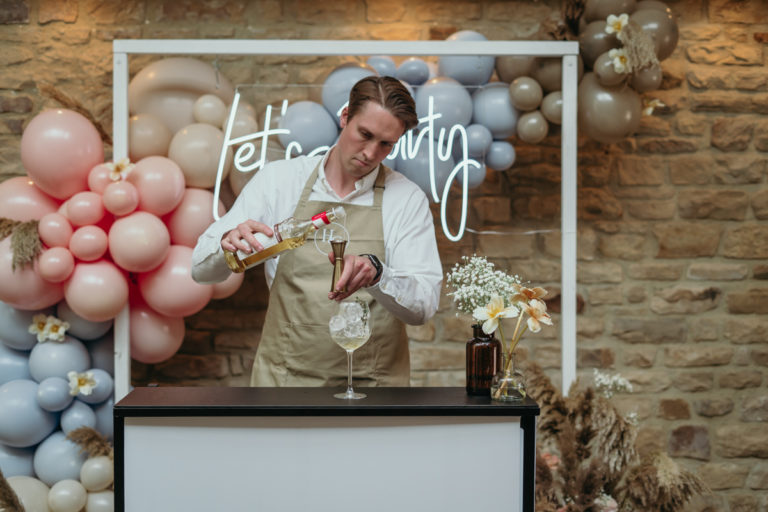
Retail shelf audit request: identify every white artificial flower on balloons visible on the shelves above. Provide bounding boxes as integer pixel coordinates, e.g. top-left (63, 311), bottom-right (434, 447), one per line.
top-left (608, 48), bottom-right (629, 74)
top-left (106, 157), bottom-right (135, 181)
top-left (68, 370), bottom-right (96, 396)
top-left (643, 98), bottom-right (666, 116)
top-left (28, 313), bottom-right (70, 342)
top-left (605, 13), bottom-right (629, 35)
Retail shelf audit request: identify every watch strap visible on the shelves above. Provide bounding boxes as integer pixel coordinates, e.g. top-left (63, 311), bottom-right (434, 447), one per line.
top-left (361, 253), bottom-right (383, 283)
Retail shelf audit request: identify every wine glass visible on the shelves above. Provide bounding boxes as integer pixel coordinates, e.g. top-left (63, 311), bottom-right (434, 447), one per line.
top-left (329, 298), bottom-right (372, 399)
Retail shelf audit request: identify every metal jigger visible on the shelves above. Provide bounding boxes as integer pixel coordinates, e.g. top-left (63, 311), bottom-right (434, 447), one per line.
top-left (330, 239), bottom-right (347, 293)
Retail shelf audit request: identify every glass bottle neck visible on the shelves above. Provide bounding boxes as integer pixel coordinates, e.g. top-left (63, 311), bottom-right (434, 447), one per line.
top-left (472, 324), bottom-right (495, 340)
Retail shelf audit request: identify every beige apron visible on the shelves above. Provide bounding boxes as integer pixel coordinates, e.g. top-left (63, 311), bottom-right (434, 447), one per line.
top-left (250, 164), bottom-right (409, 387)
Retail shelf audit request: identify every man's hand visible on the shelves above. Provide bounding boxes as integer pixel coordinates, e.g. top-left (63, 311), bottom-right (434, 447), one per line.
top-left (327, 253), bottom-right (379, 301)
top-left (221, 220), bottom-right (274, 254)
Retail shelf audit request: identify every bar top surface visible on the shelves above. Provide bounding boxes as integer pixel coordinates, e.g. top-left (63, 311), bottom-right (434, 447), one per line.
top-left (115, 387), bottom-right (539, 417)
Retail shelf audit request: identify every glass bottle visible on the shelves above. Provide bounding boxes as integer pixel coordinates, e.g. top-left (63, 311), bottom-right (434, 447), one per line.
top-left (224, 206), bottom-right (346, 273)
top-left (466, 324), bottom-right (502, 396)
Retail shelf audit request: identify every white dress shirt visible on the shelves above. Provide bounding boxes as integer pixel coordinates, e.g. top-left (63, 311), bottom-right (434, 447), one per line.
top-left (191, 151), bottom-right (443, 325)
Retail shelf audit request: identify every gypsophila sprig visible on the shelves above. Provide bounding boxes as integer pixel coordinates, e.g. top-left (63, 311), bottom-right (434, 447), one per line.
top-left (446, 255), bottom-right (522, 315)
top-left (593, 368), bottom-right (633, 399)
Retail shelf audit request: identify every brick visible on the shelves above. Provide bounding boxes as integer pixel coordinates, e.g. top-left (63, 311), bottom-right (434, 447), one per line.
top-left (155, 354), bottom-right (230, 379)
top-left (542, 227), bottom-right (598, 261)
top-left (577, 317), bottom-right (604, 338)
top-left (672, 371), bottom-right (714, 392)
top-left (687, 41), bottom-right (763, 66)
top-left (688, 263), bottom-right (749, 281)
top-left (650, 286), bottom-right (721, 315)
top-left (616, 156), bottom-right (665, 185)
top-left (0, 95), bottom-right (33, 113)
top-left (365, 0), bottom-right (405, 22)
top-left (628, 262), bottom-right (683, 281)
top-left (659, 398), bottom-right (690, 420)
top-left (755, 264), bottom-right (768, 279)
top-left (213, 330), bottom-right (260, 350)
top-left (669, 155), bottom-right (713, 184)
top-left (741, 395), bottom-right (768, 422)
top-left (725, 317), bottom-right (768, 344)
top-left (680, 24), bottom-right (721, 41)
top-left (690, 317), bottom-right (720, 342)
top-left (729, 494), bottom-right (759, 512)
top-left (727, 289), bottom-right (768, 314)
top-left (668, 425), bottom-right (710, 460)
top-left (653, 222), bottom-right (722, 258)
top-left (598, 234), bottom-right (646, 260)
top-left (439, 315), bottom-right (473, 342)
top-left (715, 424), bottom-right (768, 457)
top-left (746, 347), bottom-right (768, 365)
top-left (636, 425), bottom-right (666, 458)
top-left (410, 343), bottom-right (464, 371)
top-left (472, 197), bottom-right (511, 224)
top-left (690, 91), bottom-right (752, 113)
top-left (694, 398), bottom-right (734, 417)
top-left (88, 0), bottom-right (145, 24)
top-left (624, 370), bottom-right (671, 393)
top-left (719, 370), bottom-right (763, 389)
top-left (625, 199), bottom-right (676, 220)
top-left (612, 317), bottom-right (686, 344)
top-left (756, 119), bottom-right (768, 151)
top-left (39, 0), bottom-right (77, 23)
top-left (752, 189), bottom-right (768, 219)
top-left (623, 346), bottom-right (657, 368)
top-left (687, 66), bottom-right (768, 91)
top-left (678, 190), bottom-right (749, 220)
top-left (711, 117), bottom-right (755, 151)
top-left (665, 346), bottom-right (733, 367)
top-left (531, 344), bottom-right (560, 369)
top-left (0, 0), bottom-right (28, 23)
top-left (577, 347), bottom-right (614, 368)
top-left (577, 262), bottom-right (623, 284)
top-left (579, 188), bottom-right (622, 220)
top-left (709, 0), bottom-right (766, 23)
top-left (637, 137), bottom-right (700, 154)
top-left (626, 286), bottom-right (646, 303)
top-left (697, 462), bottom-right (749, 490)
top-left (588, 286), bottom-right (623, 306)
top-left (713, 155), bottom-right (765, 184)
top-left (746, 463), bottom-right (768, 489)
top-left (292, 0), bottom-right (363, 23)
top-left (476, 232), bottom-right (533, 259)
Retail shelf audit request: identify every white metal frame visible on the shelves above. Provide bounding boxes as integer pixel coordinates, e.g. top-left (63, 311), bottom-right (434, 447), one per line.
top-left (112, 39), bottom-right (579, 400)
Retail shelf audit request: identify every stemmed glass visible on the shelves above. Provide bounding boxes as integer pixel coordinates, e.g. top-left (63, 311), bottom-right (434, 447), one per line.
top-left (329, 299), bottom-right (372, 399)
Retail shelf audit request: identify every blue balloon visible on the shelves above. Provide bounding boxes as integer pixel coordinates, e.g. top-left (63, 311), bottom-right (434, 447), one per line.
top-left (438, 30), bottom-right (495, 86)
top-left (56, 301), bottom-right (112, 341)
top-left (61, 399), bottom-right (97, 434)
top-left (0, 444), bottom-right (34, 477)
top-left (278, 101), bottom-right (339, 156)
top-left (77, 369), bottom-right (113, 405)
top-left (33, 430), bottom-right (87, 486)
top-left (0, 302), bottom-right (52, 351)
top-left (93, 396), bottom-right (114, 441)
top-left (457, 164), bottom-right (488, 189)
top-left (367, 55), bottom-right (396, 77)
top-left (0, 380), bottom-right (58, 448)
top-left (472, 82), bottom-right (519, 139)
top-left (465, 124), bottom-right (494, 158)
top-left (415, 77), bottom-right (473, 135)
top-left (36, 377), bottom-right (73, 412)
top-left (87, 331), bottom-right (114, 377)
top-left (396, 137), bottom-right (455, 198)
top-left (486, 141), bottom-right (517, 171)
top-left (0, 342), bottom-right (31, 386)
top-left (396, 57), bottom-right (430, 86)
top-left (321, 63), bottom-right (376, 124)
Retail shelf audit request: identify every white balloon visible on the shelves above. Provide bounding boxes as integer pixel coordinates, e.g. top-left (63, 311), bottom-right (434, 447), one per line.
top-left (7, 475), bottom-right (50, 512)
top-left (48, 479), bottom-right (87, 512)
top-left (80, 455), bottom-right (114, 492)
top-left (193, 94), bottom-right (227, 126)
top-left (86, 490), bottom-right (114, 512)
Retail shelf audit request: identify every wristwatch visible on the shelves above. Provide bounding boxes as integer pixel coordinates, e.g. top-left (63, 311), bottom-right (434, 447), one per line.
top-left (361, 253), bottom-right (383, 284)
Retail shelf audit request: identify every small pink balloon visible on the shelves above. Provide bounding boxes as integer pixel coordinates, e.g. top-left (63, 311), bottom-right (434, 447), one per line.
top-left (0, 176), bottom-right (60, 222)
top-left (108, 211), bottom-right (170, 273)
top-left (67, 191), bottom-right (105, 227)
top-left (138, 245), bottom-right (213, 317)
top-left (164, 188), bottom-right (225, 247)
top-left (129, 302), bottom-right (185, 364)
top-left (87, 163), bottom-right (114, 193)
top-left (211, 271), bottom-right (244, 300)
top-left (127, 156), bottom-right (185, 216)
top-left (38, 212), bottom-right (74, 248)
top-left (64, 260), bottom-right (129, 322)
top-left (37, 246), bottom-right (75, 283)
top-left (0, 237), bottom-right (64, 310)
top-left (20, 109), bottom-right (104, 199)
top-left (69, 225), bottom-right (108, 262)
top-left (102, 181), bottom-right (139, 216)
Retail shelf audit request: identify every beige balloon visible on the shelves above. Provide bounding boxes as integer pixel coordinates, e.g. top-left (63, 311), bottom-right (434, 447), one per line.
top-left (168, 123), bottom-right (233, 188)
top-left (509, 77), bottom-right (543, 112)
top-left (517, 110), bottom-right (549, 144)
top-left (129, 113), bottom-right (172, 160)
top-left (593, 51), bottom-right (626, 87)
top-left (193, 94), bottom-right (227, 126)
top-left (541, 91), bottom-right (563, 125)
top-left (7, 476), bottom-right (51, 512)
top-left (222, 101), bottom-right (260, 139)
top-left (85, 490), bottom-right (114, 512)
top-left (578, 72), bottom-right (642, 143)
top-left (495, 55), bottom-right (537, 83)
top-left (579, 21), bottom-right (621, 69)
top-left (128, 58), bottom-right (235, 133)
top-left (47, 479), bottom-right (87, 512)
top-left (80, 455), bottom-right (114, 492)
top-left (583, 0), bottom-right (638, 22)
top-left (532, 56), bottom-right (585, 92)
top-left (630, 62), bottom-right (663, 92)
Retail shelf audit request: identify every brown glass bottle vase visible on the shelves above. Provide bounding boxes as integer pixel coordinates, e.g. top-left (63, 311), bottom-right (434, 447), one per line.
top-left (466, 324), bottom-right (502, 396)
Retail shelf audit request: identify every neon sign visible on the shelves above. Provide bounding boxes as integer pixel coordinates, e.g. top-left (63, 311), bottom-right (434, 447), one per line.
top-left (214, 91), bottom-right (482, 241)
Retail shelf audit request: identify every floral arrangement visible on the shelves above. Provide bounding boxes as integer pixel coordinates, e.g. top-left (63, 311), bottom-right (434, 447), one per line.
top-left (446, 255), bottom-right (522, 315)
top-left (524, 363), bottom-right (707, 511)
top-left (28, 313), bottom-right (70, 342)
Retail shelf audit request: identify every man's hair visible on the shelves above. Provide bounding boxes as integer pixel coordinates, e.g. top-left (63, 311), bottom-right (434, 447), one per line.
top-left (347, 76), bottom-right (418, 132)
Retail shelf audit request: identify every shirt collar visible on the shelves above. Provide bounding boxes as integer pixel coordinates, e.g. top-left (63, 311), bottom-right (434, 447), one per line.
top-left (318, 146), bottom-right (380, 199)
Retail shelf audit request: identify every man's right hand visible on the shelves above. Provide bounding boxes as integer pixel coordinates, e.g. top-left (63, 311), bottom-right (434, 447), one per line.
top-left (220, 220), bottom-right (274, 254)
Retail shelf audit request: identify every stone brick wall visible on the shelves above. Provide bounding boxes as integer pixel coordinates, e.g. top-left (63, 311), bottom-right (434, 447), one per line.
top-left (2, 1), bottom-right (767, 509)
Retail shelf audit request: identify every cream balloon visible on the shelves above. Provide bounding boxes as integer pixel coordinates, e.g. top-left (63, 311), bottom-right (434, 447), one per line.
top-left (226, 110), bottom-right (260, 140)
top-left (578, 72), bottom-right (642, 143)
top-left (532, 56), bottom-right (585, 92)
top-left (7, 475), bottom-right (50, 512)
top-left (85, 490), bottom-right (114, 512)
top-left (228, 168), bottom-right (255, 196)
top-left (508, 77), bottom-right (543, 112)
top-left (517, 110), bottom-right (549, 144)
top-left (80, 455), bottom-right (114, 492)
top-left (168, 123), bottom-right (233, 188)
top-left (193, 94), bottom-right (227, 126)
top-left (495, 55), bottom-right (537, 83)
top-left (48, 479), bottom-right (87, 512)
top-left (128, 57), bottom-right (235, 133)
top-left (593, 51), bottom-right (627, 86)
top-left (579, 21), bottom-right (621, 69)
top-left (129, 113), bottom-right (172, 160)
top-left (631, 62), bottom-right (663, 92)
top-left (541, 91), bottom-right (563, 125)
top-left (583, 0), bottom-right (638, 22)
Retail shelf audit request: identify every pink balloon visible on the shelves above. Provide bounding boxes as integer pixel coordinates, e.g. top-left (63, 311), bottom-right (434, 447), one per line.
top-left (66, 191), bottom-right (105, 226)
top-left (20, 109), bottom-right (104, 199)
top-left (108, 211), bottom-right (170, 272)
top-left (64, 260), bottom-right (128, 322)
top-left (38, 212), bottom-right (73, 248)
top-left (87, 163), bottom-right (114, 193)
top-left (211, 271), bottom-right (244, 299)
top-left (69, 225), bottom-right (108, 261)
top-left (138, 245), bottom-right (213, 317)
top-left (129, 302), bottom-right (185, 364)
top-left (102, 181), bottom-right (139, 216)
top-left (165, 188), bottom-right (225, 247)
top-left (0, 176), bottom-right (60, 222)
top-left (127, 156), bottom-right (185, 216)
top-left (37, 246), bottom-right (75, 283)
top-left (0, 237), bottom-right (63, 310)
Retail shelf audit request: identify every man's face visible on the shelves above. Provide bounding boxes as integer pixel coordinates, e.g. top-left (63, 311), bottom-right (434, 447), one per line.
top-left (336, 101), bottom-right (405, 179)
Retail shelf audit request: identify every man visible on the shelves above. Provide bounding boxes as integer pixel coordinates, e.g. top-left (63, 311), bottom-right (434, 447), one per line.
top-left (192, 76), bottom-right (442, 387)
